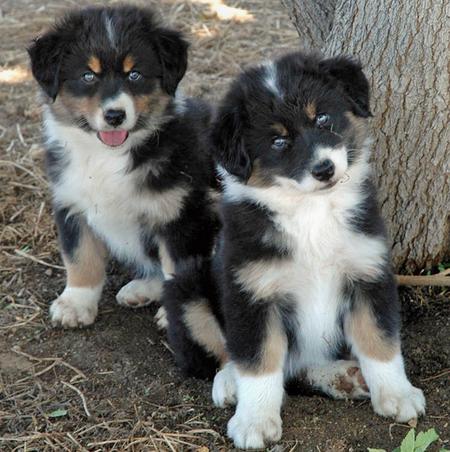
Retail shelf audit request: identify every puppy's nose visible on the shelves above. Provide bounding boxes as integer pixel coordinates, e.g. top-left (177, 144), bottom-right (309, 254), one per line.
top-left (104, 109), bottom-right (126, 127)
top-left (312, 159), bottom-right (335, 181)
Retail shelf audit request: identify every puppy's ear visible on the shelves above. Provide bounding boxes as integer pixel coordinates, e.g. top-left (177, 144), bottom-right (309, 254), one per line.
top-left (28, 31), bottom-right (65, 101)
top-left (320, 56), bottom-right (372, 118)
top-left (211, 103), bottom-right (252, 181)
top-left (155, 28), bottom-right (188, 95)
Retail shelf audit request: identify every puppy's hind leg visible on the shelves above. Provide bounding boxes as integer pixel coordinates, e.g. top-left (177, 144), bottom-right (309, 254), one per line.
top-left (51, 210), bottom-right (107, 328)
top-left (305, 360), bottom-right (369, 400)
top-left (116, 276), bottom-right (164, 308)
top-left (163, 260), bottom-right (224, 379)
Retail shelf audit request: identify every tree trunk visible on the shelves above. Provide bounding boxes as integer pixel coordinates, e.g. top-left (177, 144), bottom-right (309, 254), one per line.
top-left (283, 0), bottom-right (450, 272)
top-left (280, 0), bottom-right (336, 49)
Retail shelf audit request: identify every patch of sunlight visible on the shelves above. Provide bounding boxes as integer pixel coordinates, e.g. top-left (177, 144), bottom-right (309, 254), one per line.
top-left (0, 66), bottom-right (31, 84)
top-left (194, 0), bottom-right (254, 23)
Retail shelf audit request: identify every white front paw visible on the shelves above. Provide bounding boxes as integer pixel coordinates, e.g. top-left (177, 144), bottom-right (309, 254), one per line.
top-left (155, 306), bottom-right (168, 330)
top-left (372, 383), bottom-right (425, 422)
top-left (228, 409), bottom-right (282, 449)
top-left (50, 287), bottom-right (100, 328)
top-left (212, 363), bottom-right (237, 407)
top-left (116, 278), bottom-right (163, 308)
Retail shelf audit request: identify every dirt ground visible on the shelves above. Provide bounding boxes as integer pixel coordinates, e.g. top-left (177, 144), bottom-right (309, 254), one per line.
top-left (0, 0), bottom-right (449, 451)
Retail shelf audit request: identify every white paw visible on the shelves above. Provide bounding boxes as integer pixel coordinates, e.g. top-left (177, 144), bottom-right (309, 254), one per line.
top-left (50, 287), bottom-right (100, 328)
top-left (212, 362), bottom-right (237, 407)
top-left (372, 383), bottom-right (425, 422)
top-left (228, 409), bottom-right (282, 449)
top-left (116, 278), bottom-right (163, 308)
top-left (155, 306), bottom-right (168, 330)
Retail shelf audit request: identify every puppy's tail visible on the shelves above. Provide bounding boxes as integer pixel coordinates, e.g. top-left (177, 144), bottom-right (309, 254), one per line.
top-left (162, 257), bottom-right (224, 380)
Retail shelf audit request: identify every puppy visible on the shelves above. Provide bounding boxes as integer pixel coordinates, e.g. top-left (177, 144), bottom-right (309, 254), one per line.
top-left (28, 6), bottom-right (218, 328)
top-left (164, 52), bottom-right (425, 448)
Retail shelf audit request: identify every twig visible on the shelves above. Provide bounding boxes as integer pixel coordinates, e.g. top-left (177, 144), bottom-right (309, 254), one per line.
top-left (14, 249), bottom-right (64, 270)
top-left (396, 268), bottom-right (450, 286)
top-left (420, 368), bottom-right (450, 382)
top-left (62, 381), bottom-right (92, 419)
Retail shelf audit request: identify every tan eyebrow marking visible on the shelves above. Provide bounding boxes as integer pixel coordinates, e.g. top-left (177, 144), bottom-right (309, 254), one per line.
top-left (87, 56), bottom-right (102, 74)
top-left (123, 55), bottom-right (135, 73)
top-left (271, 123), bottom-right (289, 136)
top-left (305, 101), bottom-right (316, 120)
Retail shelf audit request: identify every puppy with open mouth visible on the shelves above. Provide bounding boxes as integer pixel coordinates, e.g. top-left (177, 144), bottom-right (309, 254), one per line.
top-left (163, 51), bottom-right (425, 449)
top-left (28, 5), bottom-right (218, 328)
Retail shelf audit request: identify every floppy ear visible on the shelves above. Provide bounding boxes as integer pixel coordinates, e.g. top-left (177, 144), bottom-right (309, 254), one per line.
top-left (320, 56), bottom-right (372, 118)
top-left (155, 28), bottom-right (188, 95)
top-left (28, 31), bottom-right (65, 101)
top-left (211, 102), bottom-right (252, 181)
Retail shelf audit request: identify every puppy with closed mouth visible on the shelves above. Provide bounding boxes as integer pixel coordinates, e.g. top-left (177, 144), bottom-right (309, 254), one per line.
top-left (28, 5), bottom-right (218, 328)
top-left (163, 52), bottom-right (425, 449)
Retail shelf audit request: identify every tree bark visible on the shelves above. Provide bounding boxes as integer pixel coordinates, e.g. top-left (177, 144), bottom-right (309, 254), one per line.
top-left (280, 0), bottom-right (337, 49)
top-left (283, 0), bottom-right (450, 272)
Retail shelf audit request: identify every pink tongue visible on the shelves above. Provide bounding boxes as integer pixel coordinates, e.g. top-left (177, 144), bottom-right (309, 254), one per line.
top-left (98, 130), bottom-right (128, 147)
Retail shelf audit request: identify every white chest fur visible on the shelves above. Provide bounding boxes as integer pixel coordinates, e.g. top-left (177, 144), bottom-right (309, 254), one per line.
top-left (45, 115), bottom-right (187, 270)
top-left (275, 184), bottom-right (387, 372)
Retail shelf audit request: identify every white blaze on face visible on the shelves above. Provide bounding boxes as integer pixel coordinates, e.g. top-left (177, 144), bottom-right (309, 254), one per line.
top-left (93, 92), bottom-right (138, 131)
top-left (316, 146), bottom-right (348, 180)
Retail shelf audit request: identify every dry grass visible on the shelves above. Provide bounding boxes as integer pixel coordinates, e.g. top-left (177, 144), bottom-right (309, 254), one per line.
top-left (0, 0), bottom-right (298, 450)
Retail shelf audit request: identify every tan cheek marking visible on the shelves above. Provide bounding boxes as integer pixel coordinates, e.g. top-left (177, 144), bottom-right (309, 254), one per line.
top-left (123, 55), bottom-right (135, 73)
top-left (346, 304), bottom-right (400, 362)
top-left (183, 300), bottom-right (228, 364)
top-left (238, 310), bottom-right (287, 375)
top-left (134, 89), bottom-right (171, 115)
top-left (54, 89), bottom-right (101, 120)
top-left (87, 56), bottom-right (102, 74)
top-left (247, 159), bottom-right (272, 188)
top-left (305, 102), bottom-right (316, 120)
top-left (345, 111), bottom-right (369, 148)
top-left (63, 224), bottom-right (107, 288)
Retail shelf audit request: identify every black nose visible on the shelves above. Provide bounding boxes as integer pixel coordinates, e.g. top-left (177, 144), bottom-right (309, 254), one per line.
top-left (312, 159), bottom-right (335, 181)
top-left (104, 109), bottom-right (126, 127)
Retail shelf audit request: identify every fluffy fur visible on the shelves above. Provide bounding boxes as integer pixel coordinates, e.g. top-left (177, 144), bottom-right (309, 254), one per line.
top-left (164, 52), bottom-right (425, 448)
top-left (28, 5), bottom-right (218, 327)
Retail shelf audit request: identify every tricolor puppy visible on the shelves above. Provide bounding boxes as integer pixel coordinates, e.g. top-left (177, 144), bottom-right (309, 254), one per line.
top-left (28, 6), bottom-right (218, 328)
top-left (164, 52), bottom-right (425, 449)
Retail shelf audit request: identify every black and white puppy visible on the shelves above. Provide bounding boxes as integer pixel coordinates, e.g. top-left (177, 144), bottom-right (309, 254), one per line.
top-left (164, 52), bottom-right (425, 449)
top-left (28, 6), bottom-right (218, 328)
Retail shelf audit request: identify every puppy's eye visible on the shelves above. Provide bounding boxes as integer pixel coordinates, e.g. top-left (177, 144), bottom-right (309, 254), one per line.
top-left (315, 113), bottom-right (330, 128)
top-left (271, 136), bottom-right (289, 151)
top-left (82, 71), bottom-right (96, 84)
top-left (128, 70), bottom-right (142, 82)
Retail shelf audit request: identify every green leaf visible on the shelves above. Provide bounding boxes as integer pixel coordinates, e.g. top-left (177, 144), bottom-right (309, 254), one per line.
top-left (414, 428), bottom-right (439, 452)
top-left (47, 408), bottom-right (68, 418)
top-left (393, 448), bottom-right (401, 452)
top-left (400, 429), bottom-right (415, 452)
top-left (367, 449), bottom-right (386, 452)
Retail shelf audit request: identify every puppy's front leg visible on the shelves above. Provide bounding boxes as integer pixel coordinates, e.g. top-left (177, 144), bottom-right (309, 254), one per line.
top-left (50, 209), bottom-right (107, 328)
top-left (345, 275), bottom-right (425, 422)
top-left (222, 303), bottom-right (287, 449)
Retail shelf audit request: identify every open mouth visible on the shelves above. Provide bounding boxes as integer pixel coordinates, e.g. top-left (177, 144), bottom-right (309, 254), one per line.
top-left (97, 130), bottom-right (129, 147)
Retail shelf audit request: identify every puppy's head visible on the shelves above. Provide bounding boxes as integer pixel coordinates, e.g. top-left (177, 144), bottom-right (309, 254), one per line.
top-left (212, 52), bottom-right (372, 193)
top-left (28, 6), bottom-right (188, 148)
